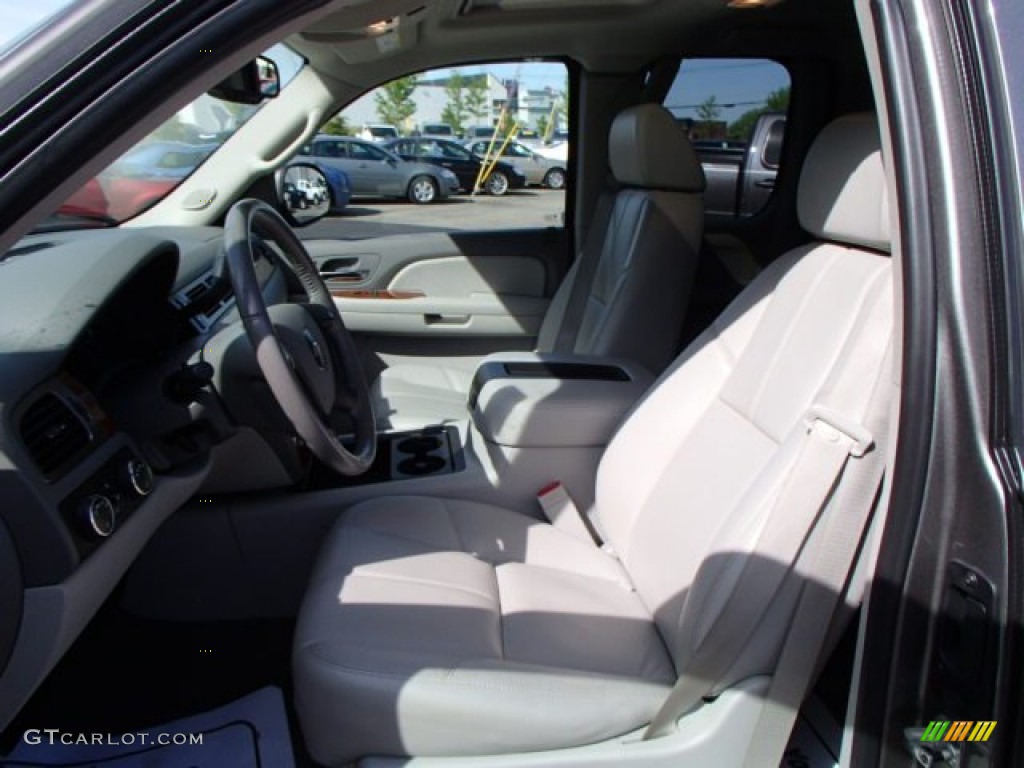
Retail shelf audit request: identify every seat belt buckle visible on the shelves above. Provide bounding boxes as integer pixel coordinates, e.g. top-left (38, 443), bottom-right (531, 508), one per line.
top-left (804, 405), bottom-right (874, 457)
top-left (537, 482), bottom-right (608, 549)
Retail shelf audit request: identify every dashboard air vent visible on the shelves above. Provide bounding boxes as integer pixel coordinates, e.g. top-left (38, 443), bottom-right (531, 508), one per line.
top-left (20, 393), bottom-right (93, 479)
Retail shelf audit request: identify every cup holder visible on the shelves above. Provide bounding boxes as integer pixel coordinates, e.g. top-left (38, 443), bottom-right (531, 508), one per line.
top-left (397, 436), bottom-right (443, 454)
top-left (397, 455), bottom-right (447, 475)
top-left (389, 428), bottom-right (453, 478)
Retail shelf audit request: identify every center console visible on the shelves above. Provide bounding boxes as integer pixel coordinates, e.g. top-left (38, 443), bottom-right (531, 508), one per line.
top-left (468, 352), bottom-right (654, 448)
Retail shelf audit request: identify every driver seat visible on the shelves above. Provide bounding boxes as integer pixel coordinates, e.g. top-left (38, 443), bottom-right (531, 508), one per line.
top-left (293, 114), bottom-right (892, 765)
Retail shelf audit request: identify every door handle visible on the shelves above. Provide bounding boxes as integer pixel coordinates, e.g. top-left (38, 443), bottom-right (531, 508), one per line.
top-left (754, 179), bottom-right (776, 189)
top-left (322, 270), bottom-right (368, 281)
top-left (424, 313), bottom-right (470, 325)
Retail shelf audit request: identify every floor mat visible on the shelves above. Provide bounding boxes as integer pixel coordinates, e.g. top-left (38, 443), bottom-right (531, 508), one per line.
top-left (1, 686), bottom-right (294, 768)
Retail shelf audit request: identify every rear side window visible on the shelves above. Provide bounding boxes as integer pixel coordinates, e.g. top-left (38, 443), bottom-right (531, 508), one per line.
top-left (664, 58), bottom-right (790, 216)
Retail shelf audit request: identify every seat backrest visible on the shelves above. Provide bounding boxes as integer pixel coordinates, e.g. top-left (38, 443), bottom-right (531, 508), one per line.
top-left (595, 113), bottom-right (892, 684)
top-left (536, 104), bottom-right (706, 374)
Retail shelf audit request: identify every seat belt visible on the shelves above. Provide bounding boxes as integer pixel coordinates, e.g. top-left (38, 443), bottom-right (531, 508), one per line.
top-left (552, 189), bottom-right (616, 354)
top-left (644, 276), bottom-right (893, 742)
top-left (740, 357), bottom-right (893, 768)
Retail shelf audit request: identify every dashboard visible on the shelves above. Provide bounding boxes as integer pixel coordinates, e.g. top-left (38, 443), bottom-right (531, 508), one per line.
top-left (0, 224), bottom-right (286, 730)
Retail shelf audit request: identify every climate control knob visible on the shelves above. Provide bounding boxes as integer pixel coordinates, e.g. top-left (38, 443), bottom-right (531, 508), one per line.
top-left (122, 458), bottom-right (153, 496)
top-left (79, 494), bottom-right (116, 538)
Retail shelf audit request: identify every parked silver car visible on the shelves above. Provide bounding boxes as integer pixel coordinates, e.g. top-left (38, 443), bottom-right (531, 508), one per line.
top-left (466, 139), bottom-right (567, 189)
top-left (298, 135), bottom-right (460, 204)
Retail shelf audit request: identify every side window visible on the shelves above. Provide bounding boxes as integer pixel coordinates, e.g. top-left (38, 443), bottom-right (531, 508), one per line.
top-left (320, 60), bottom-right (569, 237)
top-left (663, 58), bottom-right (790, 217)
top-left (364, 144), bottom-right (390, 162)
top-left (419, 141), bottom-right (443, 158)
top-left (441, 143), bottom-right (471, 161)
top-left (348, 143), bottom-right (373, 161)
top-left (313, 141), bottom-right (337, 158)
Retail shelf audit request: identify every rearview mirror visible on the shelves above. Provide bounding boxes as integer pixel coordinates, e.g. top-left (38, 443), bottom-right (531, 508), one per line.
top-left (277, 164), bottom-right (329, 226)
top-left (209, 56), bottom-right (279, 105)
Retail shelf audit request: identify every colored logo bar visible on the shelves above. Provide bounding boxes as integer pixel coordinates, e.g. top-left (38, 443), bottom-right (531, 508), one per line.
top-left (921, 721), bottom-right (996, 743)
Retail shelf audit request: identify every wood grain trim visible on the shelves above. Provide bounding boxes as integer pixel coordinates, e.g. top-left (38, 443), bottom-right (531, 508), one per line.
top-left (330, 289), bottom-right (426, 300)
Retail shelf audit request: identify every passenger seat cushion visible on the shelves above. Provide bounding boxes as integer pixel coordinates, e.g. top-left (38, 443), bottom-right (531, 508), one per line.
top-left (293, 496), bottom-right (675, 764)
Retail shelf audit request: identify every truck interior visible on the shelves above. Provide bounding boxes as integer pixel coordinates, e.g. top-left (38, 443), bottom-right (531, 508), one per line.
top-left (0, 0), bottom-right (1017, 766)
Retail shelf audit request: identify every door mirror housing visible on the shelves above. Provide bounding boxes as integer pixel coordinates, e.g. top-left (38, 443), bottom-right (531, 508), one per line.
top-left (209, 56), bottom-right (280, 105)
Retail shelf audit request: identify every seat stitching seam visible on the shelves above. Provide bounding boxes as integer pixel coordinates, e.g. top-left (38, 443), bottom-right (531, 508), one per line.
top-left (350, 568), bottom-right (495, 603)
top-left (304, 647), bottom-right (666, 695)
top-left (746, 248), bottom-right (840, 416)
top-left (716, 394), bottom-right (780, 444)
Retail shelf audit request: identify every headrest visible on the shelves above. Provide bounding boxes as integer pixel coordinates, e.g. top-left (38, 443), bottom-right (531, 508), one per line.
top-left (609, 104), bottom-right (705, 193)
top-left (797, 113), bottom-right (890, 252)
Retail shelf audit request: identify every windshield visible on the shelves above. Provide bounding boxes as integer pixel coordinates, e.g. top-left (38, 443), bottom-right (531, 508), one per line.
top-left (43, 44), bottom-right (304, 229)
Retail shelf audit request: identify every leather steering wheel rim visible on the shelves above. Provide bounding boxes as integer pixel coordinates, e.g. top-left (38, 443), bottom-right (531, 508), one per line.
top-left (224, 199), bottom-right (376, 476)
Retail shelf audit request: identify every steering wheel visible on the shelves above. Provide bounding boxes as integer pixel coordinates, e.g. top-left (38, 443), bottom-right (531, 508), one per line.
top-left (223, 199), bottom-right (376, 475)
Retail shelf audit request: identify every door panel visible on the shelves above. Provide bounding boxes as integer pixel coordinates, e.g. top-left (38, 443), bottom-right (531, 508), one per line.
top-left (301, 228), bottom-right (568, 370)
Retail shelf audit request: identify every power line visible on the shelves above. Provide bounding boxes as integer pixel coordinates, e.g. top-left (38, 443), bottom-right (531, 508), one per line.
top-left (666, 99), bottom-right (767, 110)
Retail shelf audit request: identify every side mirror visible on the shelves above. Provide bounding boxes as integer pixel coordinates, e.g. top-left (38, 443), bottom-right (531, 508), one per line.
top-left (210, 56), bottom-right (279, 105)
top-left (277, 164), bottom-right (329, 226)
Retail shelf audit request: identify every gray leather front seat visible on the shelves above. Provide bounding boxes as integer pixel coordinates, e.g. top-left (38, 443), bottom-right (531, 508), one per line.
top-left (372, 103), bottom-right (706, 430)
top-left (294, 114), bottom-right (893, 765)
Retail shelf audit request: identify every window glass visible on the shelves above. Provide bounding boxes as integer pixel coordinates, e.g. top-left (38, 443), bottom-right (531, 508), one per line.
top-left (316, 61), bottom-right (568, 237)
top-left (363, 144), bottom-right (389, 162)
top-left (48, 43), bottom-right (305, 226)
top-left (440, 142), bottom-right (472, 161)
top-left (664, 58), bottom-right (790, 217)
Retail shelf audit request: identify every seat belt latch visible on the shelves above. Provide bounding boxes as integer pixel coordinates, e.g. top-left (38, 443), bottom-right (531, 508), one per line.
top-left (537, 482), bottom-right (606, 548)
top-left (804, 405), bottom-right (874, 457)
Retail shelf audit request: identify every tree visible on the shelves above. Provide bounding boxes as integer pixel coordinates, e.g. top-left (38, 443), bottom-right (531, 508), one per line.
top-left (556, 74), bottom-right (569, 127)
top-left (764, 86), bottom-right (790, 112)
top-left (322, 114), bottom-right (352, 136)
top-left (464, 77), bottom-right (489, 126)
top-left (536, 114), bottom-right (549, 141)
top-left (441, 73), bottom-right (467, 135)
top-left (726, 86), bottom-right (791, 140)
top-left (374, 75), bottom-right (419, 131)
top-left (696, 95), bottom-right (721, 125)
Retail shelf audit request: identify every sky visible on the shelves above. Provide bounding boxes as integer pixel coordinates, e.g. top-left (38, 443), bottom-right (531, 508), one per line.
top-left (0, 0), bottom-right (72, 50)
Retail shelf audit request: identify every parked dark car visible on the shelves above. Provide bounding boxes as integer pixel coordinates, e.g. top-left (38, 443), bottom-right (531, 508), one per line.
top-left (385, 137), bottom-right (527, 196)
top-left (298, 135), bottom-right (459, 204)
top-left (465, 139), bottom-right (567, 189)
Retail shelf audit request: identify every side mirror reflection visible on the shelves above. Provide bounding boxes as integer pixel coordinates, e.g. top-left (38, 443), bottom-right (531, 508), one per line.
top-left (279, 164), bottom-right (329, 226)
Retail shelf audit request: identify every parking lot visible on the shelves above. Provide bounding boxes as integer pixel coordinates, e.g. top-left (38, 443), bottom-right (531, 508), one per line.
top-left (306, 188), bottom-right (565, 240)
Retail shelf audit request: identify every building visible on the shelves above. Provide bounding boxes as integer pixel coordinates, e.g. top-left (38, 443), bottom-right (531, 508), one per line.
top-left (339, 73), bottom-right (508, 135)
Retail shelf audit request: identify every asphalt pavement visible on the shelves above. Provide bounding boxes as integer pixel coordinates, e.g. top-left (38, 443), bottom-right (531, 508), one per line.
top-left (304, 188), bottom-right (565, 240)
